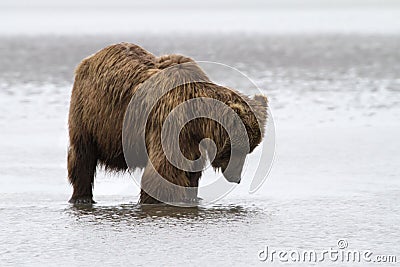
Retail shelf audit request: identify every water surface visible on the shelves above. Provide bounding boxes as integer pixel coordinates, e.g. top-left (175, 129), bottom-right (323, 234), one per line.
top-left (1, 34), bottom-right (399, 266)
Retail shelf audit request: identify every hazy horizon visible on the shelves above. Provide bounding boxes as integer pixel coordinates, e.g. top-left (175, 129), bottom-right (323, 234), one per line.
top-left (1, 0), bottom-right (400, 35)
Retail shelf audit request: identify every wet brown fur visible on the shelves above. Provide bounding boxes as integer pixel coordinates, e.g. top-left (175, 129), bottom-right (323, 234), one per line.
top-left (68, 43), bottom-right (268, 204)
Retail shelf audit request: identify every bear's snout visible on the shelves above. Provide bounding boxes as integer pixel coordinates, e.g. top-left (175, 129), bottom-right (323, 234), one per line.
top-left (223, 173), bottom-right (242, 184)
top-left (222, 153), bottom-right (245, 184)
top-left (223, 165), bottom-right (242, 184)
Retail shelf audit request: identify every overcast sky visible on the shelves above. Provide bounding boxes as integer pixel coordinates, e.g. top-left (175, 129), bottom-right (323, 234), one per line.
top-left (2, 0), bottom-right (400, 9)
top-left (1, 0), bottom-right (399, 35)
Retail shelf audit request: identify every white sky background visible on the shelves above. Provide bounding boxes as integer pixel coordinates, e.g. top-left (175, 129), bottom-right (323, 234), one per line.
top-left (1, 0), bottom-right (400, 34)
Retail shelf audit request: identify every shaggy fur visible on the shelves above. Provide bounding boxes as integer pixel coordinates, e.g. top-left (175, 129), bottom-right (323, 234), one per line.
top-left (68, 43), bottom-right (268, 204)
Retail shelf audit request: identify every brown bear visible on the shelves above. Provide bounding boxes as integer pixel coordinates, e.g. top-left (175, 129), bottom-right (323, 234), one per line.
top-left (68, 42), bottom-right (268, 204)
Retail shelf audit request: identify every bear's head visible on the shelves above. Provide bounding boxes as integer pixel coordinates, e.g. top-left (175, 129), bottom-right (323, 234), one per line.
top-left (211, 94), bottom-right (268, 184)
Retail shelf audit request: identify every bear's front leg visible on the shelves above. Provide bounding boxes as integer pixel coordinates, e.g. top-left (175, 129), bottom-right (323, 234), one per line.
top-left (139, 157), bottom-right (190, 204)
top-left (186, 172), bottom-right (202, 203)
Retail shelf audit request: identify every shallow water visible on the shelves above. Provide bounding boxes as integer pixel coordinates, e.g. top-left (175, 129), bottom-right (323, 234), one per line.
top-left (1, 34), bottom-right (400, 266)
top-left (1, 195), bottom-right (399, 266)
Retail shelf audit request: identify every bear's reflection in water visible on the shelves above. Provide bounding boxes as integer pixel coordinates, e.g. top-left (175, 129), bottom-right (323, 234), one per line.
top-left (66, 203), bottom-right (262, 225)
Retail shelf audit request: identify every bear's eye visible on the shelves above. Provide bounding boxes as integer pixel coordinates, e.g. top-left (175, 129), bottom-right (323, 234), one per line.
top-left (232, 148), bottom-right (248, 158)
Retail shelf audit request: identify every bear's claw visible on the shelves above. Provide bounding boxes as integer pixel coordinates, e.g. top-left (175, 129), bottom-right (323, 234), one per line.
top-left (69, 197), bottom-right (96, 204)
top-left (184, 197), bottom-right (203, 204)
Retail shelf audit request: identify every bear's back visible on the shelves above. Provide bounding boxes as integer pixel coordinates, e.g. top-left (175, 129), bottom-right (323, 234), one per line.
top-left (74, 43), bottom-right (157, 96)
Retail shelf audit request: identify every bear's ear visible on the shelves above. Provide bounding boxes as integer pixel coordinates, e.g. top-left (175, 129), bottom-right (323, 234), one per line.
top-left (227, 101), bottom-right (246, 116)
top-left (253, 94), bottom-right (268, 108)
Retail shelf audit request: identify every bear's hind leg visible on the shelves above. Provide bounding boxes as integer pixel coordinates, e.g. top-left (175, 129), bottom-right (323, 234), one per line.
top-left (68, 139), bottom-right (97, 204)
